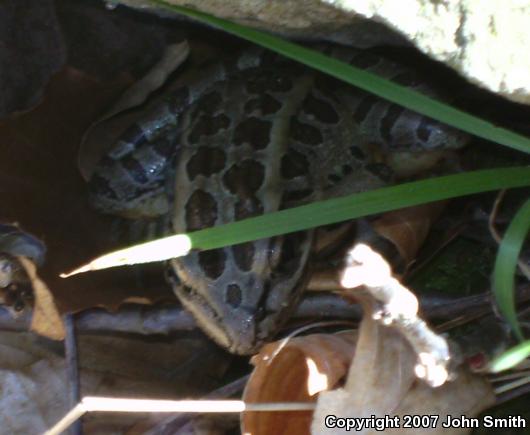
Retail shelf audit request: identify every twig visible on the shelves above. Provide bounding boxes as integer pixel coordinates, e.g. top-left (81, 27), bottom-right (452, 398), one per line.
top-left (268, 320), bottom-right (356, 365)
top-left (490, 370), bottom-right (530, 383)
top-left (137, 375), bottom-right (250, 435)
top-left (495, 378), bottom-right (530, 405)
top-left (1, 287), bottom-right (529, 337)
top-left (64, 313), bottom-right (82, 435)
top-left (44, 397), bottom-right (315, 435)
top-left (493, 374), bottom-right (530, 396)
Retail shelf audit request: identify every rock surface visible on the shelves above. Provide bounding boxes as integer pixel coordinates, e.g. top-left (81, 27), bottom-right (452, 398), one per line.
top-left (118, 0), bottom-right (530, 105)
top-left (329, 0), bottom-right (530, 105)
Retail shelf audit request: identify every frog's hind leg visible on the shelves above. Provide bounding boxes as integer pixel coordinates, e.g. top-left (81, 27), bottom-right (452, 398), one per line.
top-left (88, 123), bottom-right (179, 219)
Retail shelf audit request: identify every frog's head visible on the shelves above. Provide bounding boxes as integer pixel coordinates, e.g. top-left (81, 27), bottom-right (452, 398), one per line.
top-left (171, 271), bottom-right (270, 355)
top-left (170, 233), bottom-right (312, 355)
top-left (378, 114), bottom-right (471, 178)
top-left (383, 109), bottom-right (470, 153)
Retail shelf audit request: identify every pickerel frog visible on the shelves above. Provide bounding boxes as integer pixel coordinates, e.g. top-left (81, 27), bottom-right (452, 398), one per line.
top-left (89, 46), bottom-right (468, 354)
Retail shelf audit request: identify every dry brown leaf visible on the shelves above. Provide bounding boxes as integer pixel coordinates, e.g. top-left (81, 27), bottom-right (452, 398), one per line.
top-left (18, 256), bottom-right (65, 340)
top-left (121, 296), bottom-right (156, 305)
top-left (0, 66), bottom-right (174, 313)
top-left (311, 299), bottom-right (495, 434)
top-left (371, 201), bottom-right (447, 266)
top-left (242, 331), bottom-right (357, 435)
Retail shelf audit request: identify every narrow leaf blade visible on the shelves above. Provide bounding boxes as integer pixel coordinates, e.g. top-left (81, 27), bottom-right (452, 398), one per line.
top-left (490, 340), bottom-right (530, 372)
top-left (493, 198), bottom-right (530, 340)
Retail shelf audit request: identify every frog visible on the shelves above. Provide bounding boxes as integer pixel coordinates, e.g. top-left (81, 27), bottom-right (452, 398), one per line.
top-left (88, 45), bottom-right (469, 354)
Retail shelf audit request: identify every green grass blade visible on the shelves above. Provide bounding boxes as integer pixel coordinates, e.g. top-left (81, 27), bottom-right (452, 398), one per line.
top-left (490, 340), bottom-right (530, 372)
top-left (150, 1), bottom-right (530, 155)
top-left (63, 167), bottom-right (530, 276)
top-left (189, 167), bottom-right (530, 249)
top-left (493, 198), bottom-right (530, 341)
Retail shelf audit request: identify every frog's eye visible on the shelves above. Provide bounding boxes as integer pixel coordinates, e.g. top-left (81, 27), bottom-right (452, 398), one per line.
top-left (420, 123), bottom-right (469, 150)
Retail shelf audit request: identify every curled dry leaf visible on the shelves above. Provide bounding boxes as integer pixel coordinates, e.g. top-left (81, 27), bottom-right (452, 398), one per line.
top-left (242, 331), bottom-right (357, 435)
top-left (311, 298), bottom-right (495, 435)
top-left (17, 256), bottom-right (65, 340)
top-left (371, 201), bottom-right (447, 268)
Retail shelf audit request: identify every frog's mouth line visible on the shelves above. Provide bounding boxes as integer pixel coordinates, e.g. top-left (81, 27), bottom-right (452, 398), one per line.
top-left (175, 283), bottom-right (260, 354)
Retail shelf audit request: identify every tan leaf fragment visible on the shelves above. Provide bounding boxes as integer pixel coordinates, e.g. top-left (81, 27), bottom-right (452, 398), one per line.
top-left (18, 256), bottom-right (65, 340)
top-left (341, 244), bottom-right (450, 386)
top-left (311, 301), bottom-right (495, 434)
top-left (371, 201), bottom-right (447, 267)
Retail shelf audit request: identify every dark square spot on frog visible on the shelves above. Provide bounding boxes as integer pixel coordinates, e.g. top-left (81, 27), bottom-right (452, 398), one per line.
top-left (290, 117), bottom-right (323, 146)
top-left (152, 136), bottom-right (176, 159)
top-left (118, 124), bottom-right (147, 147)
top-left (365, 163), bottom-right (394, 182)
top-left (350, 146), bottom-right (366, 159)
top-left (185, 190), bottom-right (217, 231)
top-left (392, 71), bottom-right (419, 87)
top-left (254, 50), bottom-right (275, 66)
top-left (89, 173), bottom-right (118, 199)
top-left (327, 173), bottom-right (343, 184)
top-left (349, 51), bottom-right (380, 69)
top-left (233, 117), bottom-right (272, 150)
top-left (328, 164), bottom-right (353, 184)
top-left (167, 87), bottom-right (191, 114)
top-left (232, 242), bottom-right (255, 272)
top-left (381, 104), bottom-right (405, 143)
top-left (194, 91), bottom-right (223, 115)
top-left (276, 231), bottom-right (308, 275)
top-left (223, 160), bottom-right (265, 196)
top-left (198, 249), bottom-right (226, 280)
top-left (281, 189), bottom-right (314, 204)
top-left (234, 198), bottom-right (264, 223)
top-left (122, 155), bottom-right (149, 184)
top-left (302, 93), bottom-right (339, 124)
top-left (186, 147), bottom-right (226, 180)
top-left (245, 72), bottom-right (293, 94)
top-left (244, 94), bottom-right (282, 116)
top-left (353, 95), bottom-right (378, 124)
top-left (188, 114), bottom-right (231, 143)
top-left (225, 283), bottom-right (243, 308)
top-left (281, 149), bottom-right (310, 179)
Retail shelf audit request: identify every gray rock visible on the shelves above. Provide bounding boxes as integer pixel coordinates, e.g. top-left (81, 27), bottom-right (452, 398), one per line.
top-left (115, 0), bottom-right (530, 105)
top-left (328, 0), bottom-right (530, 104)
